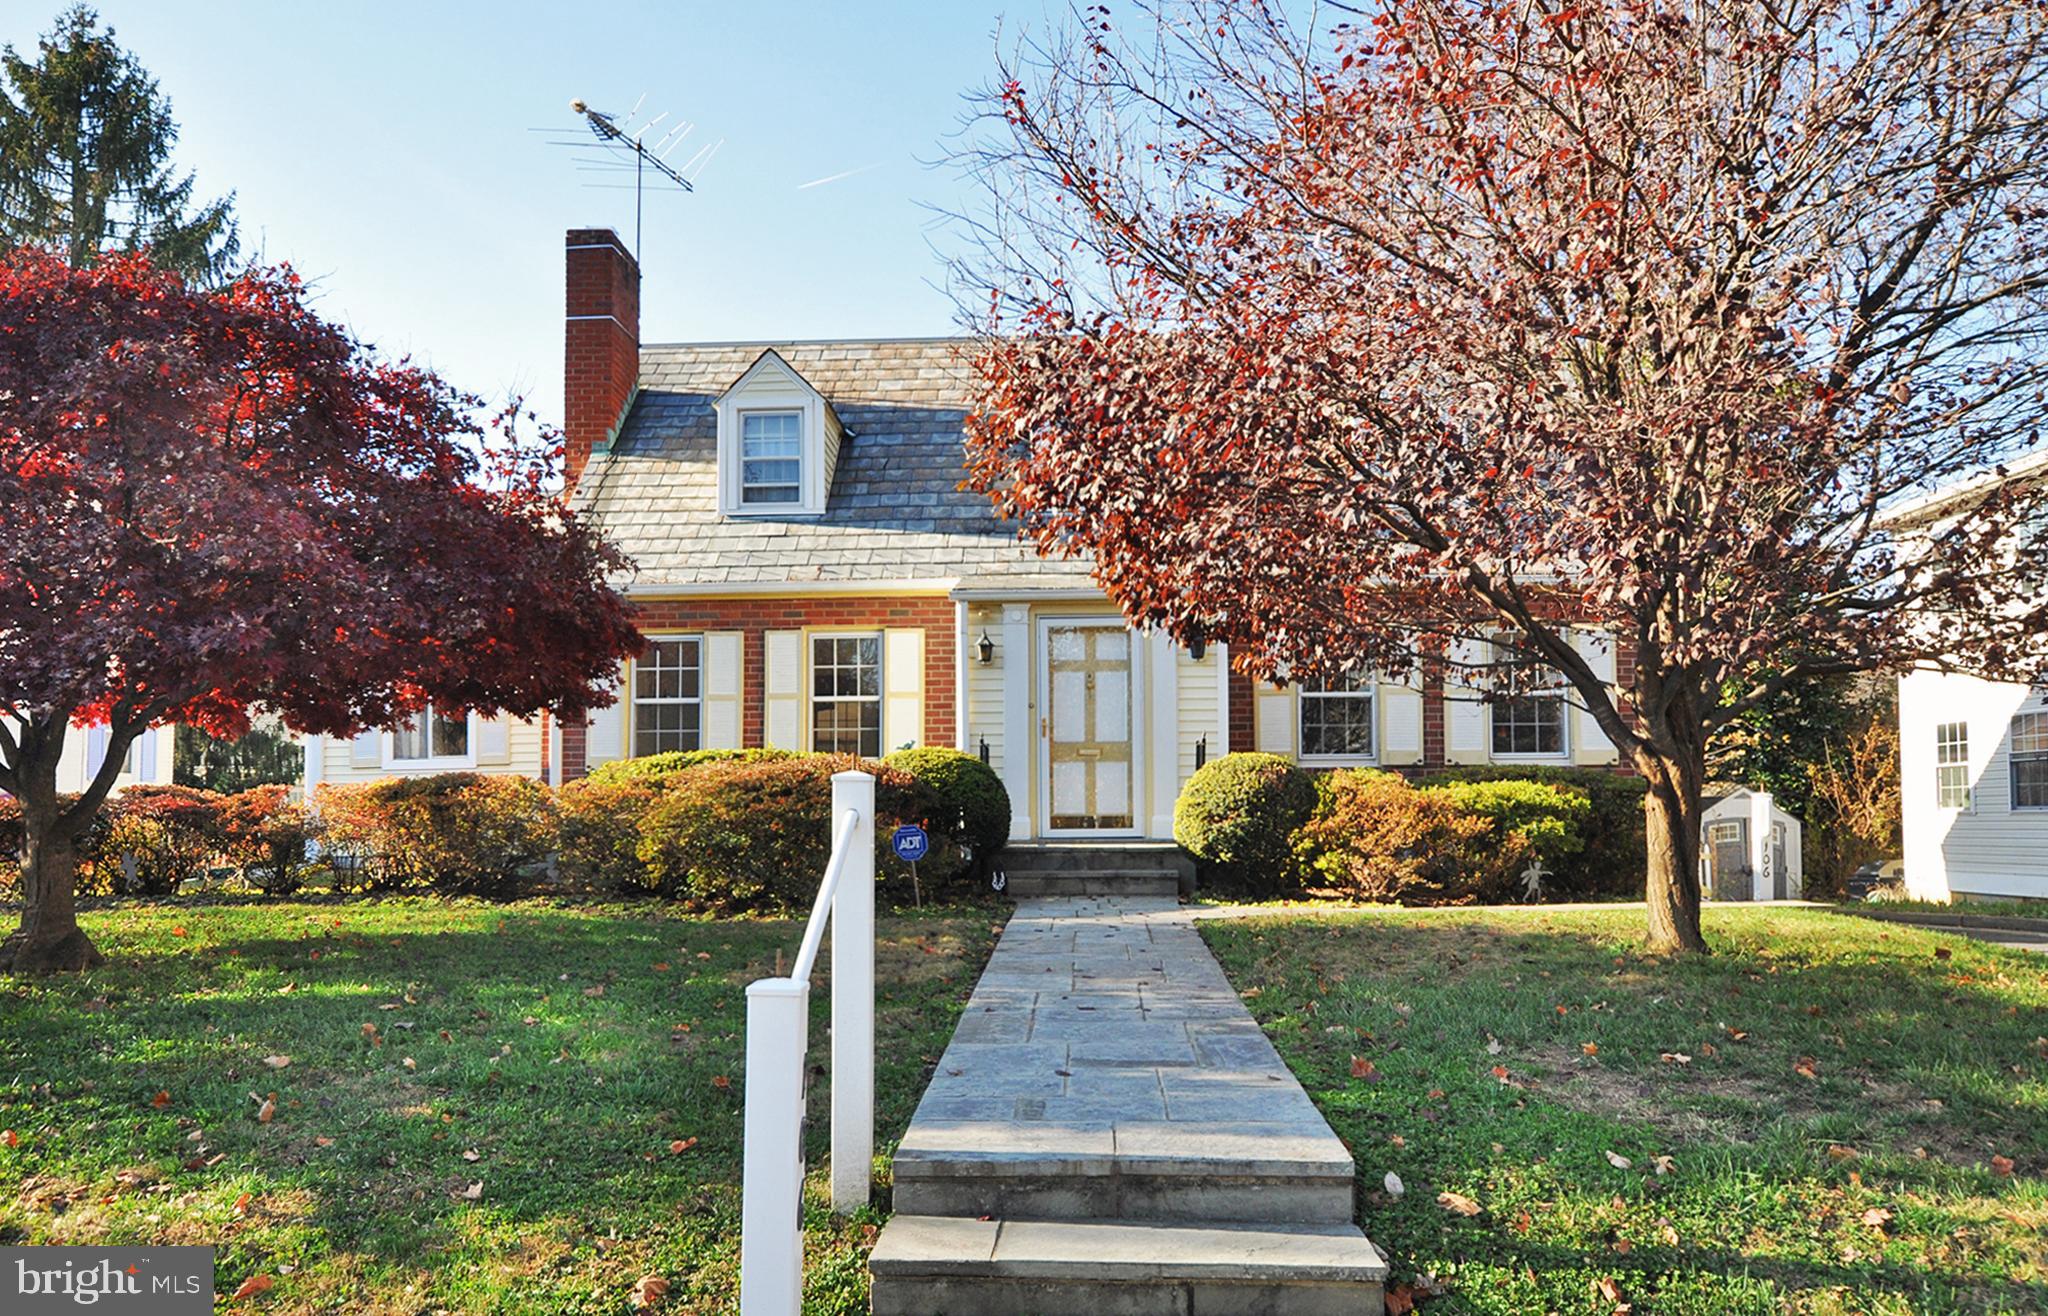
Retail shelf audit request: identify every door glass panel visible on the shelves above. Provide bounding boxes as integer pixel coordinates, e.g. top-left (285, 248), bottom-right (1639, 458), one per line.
top-left (1045, 623), bottom-right (1134, 830)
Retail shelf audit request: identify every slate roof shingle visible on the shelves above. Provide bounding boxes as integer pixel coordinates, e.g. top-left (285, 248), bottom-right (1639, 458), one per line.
top-left (569, 338), bottom-right (1095, 590)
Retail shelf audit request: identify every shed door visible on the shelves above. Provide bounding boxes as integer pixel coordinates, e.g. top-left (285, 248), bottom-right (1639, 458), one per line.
top-left (1706, 819), bottom-right (1749, 901)
top-left (1770, 822), bottom-right (1790, 900)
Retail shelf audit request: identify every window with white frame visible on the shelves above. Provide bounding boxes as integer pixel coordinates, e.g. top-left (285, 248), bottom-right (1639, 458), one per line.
top-left (739, 411), bottom-right (803, 506)
top-left (1490, 640), bottom-right (1567, 757)
top-left (390, 705), bottom-right (469, 764)
top-left (1299, 672), bottom-right (1376, 760)
top-left (2011, 712), bottom-right (2048, 809)
top-left (1935, 721), bottom-right (1971, 809)
top-left (633, 637), bottom-right (703, 756)
top-left (811, 634), bottom-right (881, 756)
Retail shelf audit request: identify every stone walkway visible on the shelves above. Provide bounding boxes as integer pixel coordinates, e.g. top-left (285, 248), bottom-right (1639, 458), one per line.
top-left (872, 896), bottom-right (1385, 1314)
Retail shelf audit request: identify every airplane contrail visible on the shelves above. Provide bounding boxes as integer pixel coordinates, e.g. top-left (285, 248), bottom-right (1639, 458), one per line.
top-left (797, 162), bottom-right (884, 190)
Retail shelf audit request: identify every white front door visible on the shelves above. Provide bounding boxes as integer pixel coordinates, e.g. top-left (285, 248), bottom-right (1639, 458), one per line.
top-left (1039, 618), bottom-right (1141, 836)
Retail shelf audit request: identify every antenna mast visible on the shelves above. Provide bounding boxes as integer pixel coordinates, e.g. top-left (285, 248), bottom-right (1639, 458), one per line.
top-left (554, 98), bottom-right (722, 262)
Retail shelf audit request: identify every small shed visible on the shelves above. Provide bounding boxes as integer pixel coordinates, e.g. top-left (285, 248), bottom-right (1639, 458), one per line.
top-left (1700, 788), bottom-right (1804, 901)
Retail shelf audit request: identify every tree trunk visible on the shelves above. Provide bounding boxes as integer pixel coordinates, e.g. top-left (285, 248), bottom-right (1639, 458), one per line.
top-left (0, 797), bottom-right (103, 974)
top-left (1643, 777), bottom-right (1709, 954)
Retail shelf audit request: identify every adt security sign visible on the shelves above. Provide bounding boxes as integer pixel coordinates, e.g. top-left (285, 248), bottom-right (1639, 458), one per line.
top-left (890, 824), bottom-right (930, 863)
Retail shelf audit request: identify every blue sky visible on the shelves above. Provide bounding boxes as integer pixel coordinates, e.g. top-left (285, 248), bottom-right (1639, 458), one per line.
top-left (3, 1), bottom-right (1038, 425)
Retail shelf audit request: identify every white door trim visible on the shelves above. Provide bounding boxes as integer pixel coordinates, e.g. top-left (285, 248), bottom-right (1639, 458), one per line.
top-left (1037, 615), bottom-right (1146, 838)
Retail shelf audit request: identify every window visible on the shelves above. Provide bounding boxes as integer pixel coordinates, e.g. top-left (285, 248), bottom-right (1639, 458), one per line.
top-left (2012, 712), bottom-right (2048, 808)
top-left (739, 411), bottom-right (802, 505)
top-left (1490, 642), bottom-right (1567, 757)
top-left (633, 637), bottom-right (702, 756)
top-left (391, 705), bottom-right (469, 763)
top-left (811, 634), bottom-right (881, 756)
top-left (1935, 721), bottom-right (1971, 809)
top-left (1300, 672), bottom-right (1376, 760)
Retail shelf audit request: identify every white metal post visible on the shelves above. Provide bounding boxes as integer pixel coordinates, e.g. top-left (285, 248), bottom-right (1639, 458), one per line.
top-left (830, 771), bottom-right (876, 1213)
top-left (738, 978), bottom-right (809, 1316)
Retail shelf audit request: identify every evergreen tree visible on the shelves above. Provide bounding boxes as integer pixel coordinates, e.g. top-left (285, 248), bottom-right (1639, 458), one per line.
top-left (0, 5), bottom-right (237, 282)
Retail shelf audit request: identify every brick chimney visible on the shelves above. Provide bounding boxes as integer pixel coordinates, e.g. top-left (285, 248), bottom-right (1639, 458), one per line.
top-left (563, 228), bottom-right (639, 494)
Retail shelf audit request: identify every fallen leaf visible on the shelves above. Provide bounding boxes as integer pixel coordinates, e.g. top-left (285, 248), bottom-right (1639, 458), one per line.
top-left (2, 1129), bottom-right (17, 1148)
top-left (711, 1075), bottom-right (731, 1091)
top-left (1657, 1218), bottom-right (1679, 1246)
top-left (1827, 1144), bottom-right (1858, 1161)
top-left (1514, 1210), bottom-right (1532, 1233)
top-left (1726, 1028), bottom-right (1749, 1042)
top-left (630, 1274), bottom-right (670, 1310)
top-left (1581, 1041), bottom-right (1599, 1056)
top-left (462, 1149), bottom-right (481, 1162)
top-left (1649, 1154), bottom-right (1675, 1176)
top-left (456, 1181), bottom-right (483, 1201)
top-left (1793, 1056), bottom-right (1819, 1079)
top-left (171, 926), bottom-right (187, 938)
top-left (1594, 1274), bottom-right (1626, 1307)
top-left (233, 1192), bottom-right (253, 1216)
top-left (1350, 1056), bottom-right (1379, 1082)
top-left (231, 1273), bottom-right (273, 1300)
top-left (1604, 1150), bottom-right (1632, 1170)
top-left (1991, 1155), bottom-right (2016, 1177)
top-left (402, 1057), bottom-right (417, 1071)
top-left (1437, 1190), bottom-right (1482, 1216)
top-left (1659, 1052), bottom-right (1691, 1065)
top-left (256, 1096), bottom-right (275, 1124)
top-left (670, 1138), bottom-right (698, 1155)
top-left (1861, 1207), bottom-right (1894, 1230)
top-left (1384, 1283), bottom-right (1418, 1316)
top-left (151, 1091), bottom-right (171, 1109)
top-left (583, 985), bottom-right (606, 998)
top-left (262, 1055), bottom-right (291, 1070)
top-left (313, 1136), bottom-right (333, 1147)
top-left (1485, 1037), bottom-right (1503, 1055)
top-left (1934, 946), bottom-right (1952, 961)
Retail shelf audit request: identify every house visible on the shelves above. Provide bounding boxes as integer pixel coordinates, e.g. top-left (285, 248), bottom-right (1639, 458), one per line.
top-left (1892, 451), bottom-right (2048, 903)
top-left (52, 723), bottom-right (174, 796)
top-left (308, 229), bottom-right (1627, 842)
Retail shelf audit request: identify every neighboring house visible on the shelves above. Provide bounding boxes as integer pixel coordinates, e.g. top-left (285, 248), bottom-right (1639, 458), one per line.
top-left (302, 709), bottom-right (544, 792)
top-left (41, 721), bottom-right (173, 796)
top-left (1892, 451), bottom-right (2048, 903)
top-left (311, 228), bottom-right (1628, 842)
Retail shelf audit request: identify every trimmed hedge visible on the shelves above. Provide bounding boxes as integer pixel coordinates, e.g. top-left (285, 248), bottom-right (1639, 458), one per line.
top-left (555, 777), bottom-right (660, 895)
top-left (316, 773), bottom-right (557, 899)
top-left (216, 785), bottom-right (320, 896)
top-left (637, 754), bottom-right (962, 913)
top-left (1416, 765), bottom-right (1646, 898)
top-left (583, 748), bottom-right (796, 788)
top-left (1174, 752), bottom-right (1317, 895)
top-left (885, 747), bottom-right (1011, 871)
top-left (105, 784), bottom-right (225, 895)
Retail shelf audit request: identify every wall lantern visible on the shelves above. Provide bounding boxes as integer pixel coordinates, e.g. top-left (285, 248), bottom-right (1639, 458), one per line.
top-left (976, 630), bottom-right (996, 665)
top-left (1187, 633), bottom-right (1207, 662)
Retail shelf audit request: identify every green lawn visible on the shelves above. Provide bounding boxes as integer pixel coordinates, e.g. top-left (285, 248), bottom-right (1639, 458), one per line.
top-left (0, 898), bottom-right (1001, 1314)
top-left (1203, 906), bottom-right (2047, 1316)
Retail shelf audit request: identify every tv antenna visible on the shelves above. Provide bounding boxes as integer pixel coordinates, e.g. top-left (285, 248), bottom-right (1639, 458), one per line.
top-left (540, 96), bottom-right (722, 261)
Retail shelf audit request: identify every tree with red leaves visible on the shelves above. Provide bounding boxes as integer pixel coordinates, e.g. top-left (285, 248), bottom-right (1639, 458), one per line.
top-left (0, 248), bottom-right (642, 972)
top-left (955, 0), bottom-right (2048, 952)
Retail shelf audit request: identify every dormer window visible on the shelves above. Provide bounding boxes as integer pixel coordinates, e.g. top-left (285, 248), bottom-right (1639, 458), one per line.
top-left (717, 349), bottom-right (841, 518)
top-left (740, 410), bottom-right (804, 505)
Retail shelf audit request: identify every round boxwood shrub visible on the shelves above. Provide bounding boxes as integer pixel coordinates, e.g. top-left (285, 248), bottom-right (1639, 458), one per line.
top-left (583, 746), bottom-right (797, 788)
top-left (884, 747), bottom-right (1010, 866)
top-left (1173, 751), bottom-right (1316, 894)
top-left (636, 754), bottom-right (959, 913)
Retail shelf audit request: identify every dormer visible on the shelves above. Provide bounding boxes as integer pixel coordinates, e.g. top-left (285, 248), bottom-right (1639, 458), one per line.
top-left (716, 349), bottom-right (843, 518)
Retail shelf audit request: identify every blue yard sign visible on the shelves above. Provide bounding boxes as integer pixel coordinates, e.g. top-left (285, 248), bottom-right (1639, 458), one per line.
top-left (890, 824), bottom-right (930, 864)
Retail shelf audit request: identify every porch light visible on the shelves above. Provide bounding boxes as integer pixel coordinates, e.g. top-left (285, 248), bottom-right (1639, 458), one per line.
top-left (976, 630), bottom-right (996, 665)
top-left (1188, 633), bottom-right (1207, 662)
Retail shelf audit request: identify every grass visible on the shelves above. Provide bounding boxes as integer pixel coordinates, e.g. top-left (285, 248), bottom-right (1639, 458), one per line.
top-left (1202, 905), bottom-right (2047, 1315)
top-left (1842, 898), bottom-right (2048, 922)
top-left (0, 897), bottom-right (1002, 1314)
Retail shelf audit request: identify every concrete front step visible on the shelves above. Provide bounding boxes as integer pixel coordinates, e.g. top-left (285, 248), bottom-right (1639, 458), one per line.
top-left (870, 1215), bottom-right (1387, 1316)
top-left (1001, 842), bottom-right (1194, 878)
top-left (1004, 870), bottom-right (1181, 899)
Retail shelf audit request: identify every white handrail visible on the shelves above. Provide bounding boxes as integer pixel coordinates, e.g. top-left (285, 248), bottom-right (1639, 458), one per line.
top-left (739, 771), bottom-right (875, 1316)
top-left (790, 805), bottom-right (863, 983)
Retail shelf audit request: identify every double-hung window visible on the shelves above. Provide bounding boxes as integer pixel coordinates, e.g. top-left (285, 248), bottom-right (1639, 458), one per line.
top-left (391, 704), bottom-right (469, 765)
top-left (634, 637), bottom-right (703, 756)
top-left (1299, 672), bottom-right (1376, 760)
top-left (739, 411), bottom-right (803, 506)
top-left (1935, 721), bottom-right (1971, 809)
top-left (2011, 713), bottom-right (2048, 809)
top-left (1491, 640), bottom-right (1568, 757)
top-left (811, 634), bottom-right (881, 756)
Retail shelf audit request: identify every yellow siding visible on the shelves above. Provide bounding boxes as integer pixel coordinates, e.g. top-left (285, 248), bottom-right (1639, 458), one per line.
top-left (963, 603), bottom-right (1007, 775)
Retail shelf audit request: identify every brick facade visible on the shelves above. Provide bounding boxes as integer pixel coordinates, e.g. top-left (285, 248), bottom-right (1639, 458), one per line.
top-left (561, 594), bottom-right (958, 780)
top-left (564, 229), bottom-right (639, 492)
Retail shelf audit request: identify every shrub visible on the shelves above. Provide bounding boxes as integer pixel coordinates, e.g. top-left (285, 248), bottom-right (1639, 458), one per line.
top-left (1429, 779), bottom-right (1590, 866)
top-left (216, 785), bottom-right (321, 895)
top-left (583, 747), bottom-right (797, 788)
top-left (637, 754), bottom-right (960, 913)
top-left (1174, 752), bottom-right (1316, 894)
top-left (105, 784), bottom-right (225, 895)
top-left (555, 777), bottom-right (660, 895)
top-left (0, 795), bottom-right (120, 898)
top-left (1295, 770), bottom-right (1527, 904)
top-left (317, 774), bottom-right (558, 898)
top-left (1416, 766), bottom-right (1647, 897)
top-left (884, 747), bottom-right (1011, 871)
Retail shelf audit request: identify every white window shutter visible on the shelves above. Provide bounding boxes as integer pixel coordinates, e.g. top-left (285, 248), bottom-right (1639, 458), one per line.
top-left (135, 728), bottom-right (159, 781)
top-left (585, 667), bottom-right (626, 768)
top-left (1253, 680), bottom-right (1297, 756)
top-left (350, 728), bottom-right (381, 768)
top-left (1571, 629), bottom-right (1620, 765)
top-left (883, 628), bottom-right (925, 752)
top-left (476, 716), bottom-right (511, 767)
top-left (85, 724), bottom-right (109, 780)
top-left (1380, 680), bottom-right (1423, 764)
top-left (1445, 639), bottom-right (1489, 763)
top-left (702, 631), bottom-right (744, 749)
top-left (762, 630), bottom-right (804, 750)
